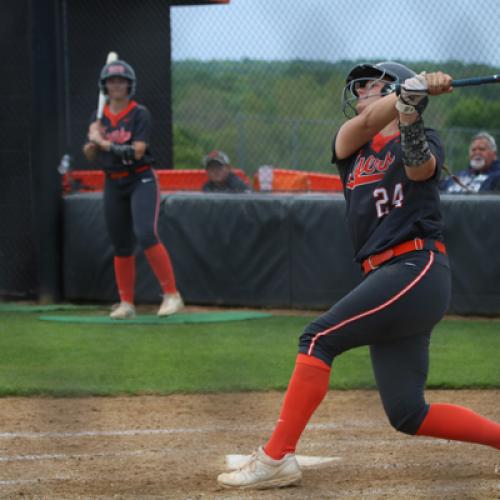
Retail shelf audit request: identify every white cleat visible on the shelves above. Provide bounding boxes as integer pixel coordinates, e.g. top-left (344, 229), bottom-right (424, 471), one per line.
top-left (109, 302), bottom-right (136, 320)
top-left (157, 292), bottom-right (184, 317)
top-left (217, 446), bottom-right (302, 490)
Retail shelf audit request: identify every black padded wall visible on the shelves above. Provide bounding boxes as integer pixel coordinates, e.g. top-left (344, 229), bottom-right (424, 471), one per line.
top-left (62, 193), bottom-right (500, 316)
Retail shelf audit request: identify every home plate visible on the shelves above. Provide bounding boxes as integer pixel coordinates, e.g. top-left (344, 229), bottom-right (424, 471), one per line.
top-left (225, 454), bottom-right (341, 470)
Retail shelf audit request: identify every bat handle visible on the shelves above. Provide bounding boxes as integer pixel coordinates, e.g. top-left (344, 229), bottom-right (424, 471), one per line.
top-left (451, 75), bottom-right (500, 87)
top-left (97, 93), bottom-right (106, 120)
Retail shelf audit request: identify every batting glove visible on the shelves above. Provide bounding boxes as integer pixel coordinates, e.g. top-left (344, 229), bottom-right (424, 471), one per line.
top-left (110, 144), bottom-right (136, 165)
top-left (397, 73), bottom-right (429, 114)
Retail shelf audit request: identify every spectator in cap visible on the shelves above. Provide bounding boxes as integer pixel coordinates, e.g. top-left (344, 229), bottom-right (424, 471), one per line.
top-left (202, 150), bottom-right (251, 193)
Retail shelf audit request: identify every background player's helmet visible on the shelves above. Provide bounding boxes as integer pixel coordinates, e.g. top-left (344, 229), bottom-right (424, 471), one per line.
top-left (341, 61), bottom-right (418, 118)
top-left (99, 60), bottom-right (136, 98)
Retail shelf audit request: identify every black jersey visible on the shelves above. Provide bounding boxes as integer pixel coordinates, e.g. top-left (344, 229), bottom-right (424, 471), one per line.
top-left (89, 101), bottom-right (155, 172)
top-left (332, 129), bottom-right (445, 263)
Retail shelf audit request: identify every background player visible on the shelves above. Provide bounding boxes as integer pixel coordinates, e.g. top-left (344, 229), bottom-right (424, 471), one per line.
top-left (83, 59), bottom-right (183, 319)
top-left (217, 62), bottom-right (500, 490)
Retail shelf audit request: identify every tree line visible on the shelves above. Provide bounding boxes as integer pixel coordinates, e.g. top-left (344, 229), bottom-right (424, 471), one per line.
top-left (172, 60), bottom-right (500, 174)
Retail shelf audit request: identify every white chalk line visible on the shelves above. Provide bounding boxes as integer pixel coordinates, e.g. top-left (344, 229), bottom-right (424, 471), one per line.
top-left (0, 447), bottom-right (171, 463)
top-left (0, 422), bottom-right (344, 440)
top-left (0, 427), bottom-right (207, 439)
top-left (0, 476), bottom-right (72, 488)
top-left (0, 423), bottom-right (463, 449)
top-left (0, 479), bottom-right (39, 486)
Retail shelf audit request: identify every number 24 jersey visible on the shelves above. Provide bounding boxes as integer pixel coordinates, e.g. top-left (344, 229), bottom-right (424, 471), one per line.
top-left (332, 129), bottom-right (445, 263)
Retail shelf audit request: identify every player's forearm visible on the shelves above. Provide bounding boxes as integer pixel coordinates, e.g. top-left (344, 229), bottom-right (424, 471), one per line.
top-left (85, 138), bottom-right (146, 165)
top-left (90, 138), bottom-right (112, 152)
top-left (91, 138), bottom-right (145, 160)
top-left (360, 92), bottom-right (399, 133)
top-left (399, 116), bottom-right (436, 181)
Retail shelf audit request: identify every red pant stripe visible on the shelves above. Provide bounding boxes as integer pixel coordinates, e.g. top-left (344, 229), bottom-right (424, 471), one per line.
top-left (152, 169), bottom-right (161, 242)
top-left (307, 251), bottom-right (435, 356)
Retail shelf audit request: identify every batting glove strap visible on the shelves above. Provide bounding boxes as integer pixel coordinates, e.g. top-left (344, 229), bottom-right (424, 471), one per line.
top-left (397, 73), bottom-right (429, 114)
top-left (395, 98), bottom-right (417, 115)
top-left (110, 144), bottom-right (136, 165)
top-left (399, 117), bottom-right (432, 167)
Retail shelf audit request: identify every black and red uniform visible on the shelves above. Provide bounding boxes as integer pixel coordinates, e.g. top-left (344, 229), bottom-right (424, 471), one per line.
top-left (89, 101), bottom-right (161, 255)
top-left (299, 129), bottom-right (451, 434)
top-left (216, 66), bottom-right (499, 487)
top-left (234, 65), bottom-right (500, 480)
top-left (87, 99), bottom-right (178, 305)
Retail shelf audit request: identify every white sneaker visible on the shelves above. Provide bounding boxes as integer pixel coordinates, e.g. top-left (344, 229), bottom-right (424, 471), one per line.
top-left (109, 302), bottom-right (135, 319)
top-left (157, 292), bottom-right (184, 317)
top-left (217, 446), bottom-right (302, 490)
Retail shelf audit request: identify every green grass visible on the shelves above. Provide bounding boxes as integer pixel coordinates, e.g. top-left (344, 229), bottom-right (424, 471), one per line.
top-left (0, 312), bottom-right (498, 396)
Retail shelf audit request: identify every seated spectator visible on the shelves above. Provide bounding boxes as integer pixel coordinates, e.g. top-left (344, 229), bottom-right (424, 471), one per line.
top-left (202, 150), bottom-right (251, 193)
top-left (440, 131), bottom-right (500, 193)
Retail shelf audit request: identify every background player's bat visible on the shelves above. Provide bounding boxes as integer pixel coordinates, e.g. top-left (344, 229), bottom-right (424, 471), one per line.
top-left (394, 74), bottom-right (500, 93)
top-left (97, 51), bottom-right (119, 120)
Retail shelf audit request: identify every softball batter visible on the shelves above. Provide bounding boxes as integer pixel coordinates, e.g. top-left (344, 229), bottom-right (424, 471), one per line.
top-left (83, 60), bottom-right (183, 319)
top-left (217, 62), bottom-right (500, 490)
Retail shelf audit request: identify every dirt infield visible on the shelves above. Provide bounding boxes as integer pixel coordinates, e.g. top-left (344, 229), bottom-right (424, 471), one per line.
top-left (0, 391), bottom-right (498, 499)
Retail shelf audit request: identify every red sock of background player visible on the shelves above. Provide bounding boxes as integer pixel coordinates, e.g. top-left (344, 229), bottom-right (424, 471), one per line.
top-left (264, 353), bottom-right (331, 460)
top-left (144, 243), bottom-right (177, 294)
top-left (114, 256), bottom-right (135, 303)
top-left (416, 403), bottom-right (500, 449)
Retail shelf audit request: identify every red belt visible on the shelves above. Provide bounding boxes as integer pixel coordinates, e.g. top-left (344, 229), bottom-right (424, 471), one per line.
top-left (106, 165), bottom-right (150, 179)
top-left (362, 238), bottom-right (447, 275)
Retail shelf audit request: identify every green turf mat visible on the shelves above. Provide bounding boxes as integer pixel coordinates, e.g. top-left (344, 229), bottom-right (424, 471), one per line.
top-left (0, 303), bottom-right (100, 313)
top-left (38, 311), bottom-right (273, 325)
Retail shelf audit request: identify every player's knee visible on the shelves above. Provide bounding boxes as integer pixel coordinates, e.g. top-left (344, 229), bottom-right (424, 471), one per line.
top-left (135, 230), bottom-right (157, 249)
top-left (299, 321), bottom-right (324, 351)
top-left (298, 324), bottom-right (336, 365)
top-left (299, 328), bottom-right (313, 346)
top-left (385, 403), bottom-right (428, 435)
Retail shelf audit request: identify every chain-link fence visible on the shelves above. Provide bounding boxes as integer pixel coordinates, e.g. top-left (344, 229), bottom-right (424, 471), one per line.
top-left (171, 0), bottom-right (500, 178)
top-left (2, 0), bottom-right (500, 299)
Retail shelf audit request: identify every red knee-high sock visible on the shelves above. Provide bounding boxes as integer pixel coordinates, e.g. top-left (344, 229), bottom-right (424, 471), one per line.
top-left (264, 353), bottom-right (331, 460)
top-left (416, 403), bottom-right (500, 449)
top-left (144, 243), bottom-right (177, 294)
top-left (114, 256), bottom-right (135, 303)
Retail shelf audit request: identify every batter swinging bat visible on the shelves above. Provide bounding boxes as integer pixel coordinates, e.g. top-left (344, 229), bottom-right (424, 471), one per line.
top-left (97, 51), bottom-right (119, 120)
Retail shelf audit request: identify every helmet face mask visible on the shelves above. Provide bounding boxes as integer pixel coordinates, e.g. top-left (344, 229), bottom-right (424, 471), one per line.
top-left (99, 60), bottom-right (136, 98)
top-left (341, 61), bottom-right (416, 118)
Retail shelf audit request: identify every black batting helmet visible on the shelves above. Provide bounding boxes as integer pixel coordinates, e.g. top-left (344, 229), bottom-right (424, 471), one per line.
top-left (99, 60), bottom-right (136, 98)
top-left (342, 61), bottom-right (417, 118)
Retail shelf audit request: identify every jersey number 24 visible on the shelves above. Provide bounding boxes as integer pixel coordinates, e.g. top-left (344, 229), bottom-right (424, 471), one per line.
top-left (373, 183), bottom-right (403, 218)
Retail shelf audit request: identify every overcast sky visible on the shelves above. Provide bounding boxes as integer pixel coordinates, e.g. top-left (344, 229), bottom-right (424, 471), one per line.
top-left (171, 0), bottom-right (500, 66)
